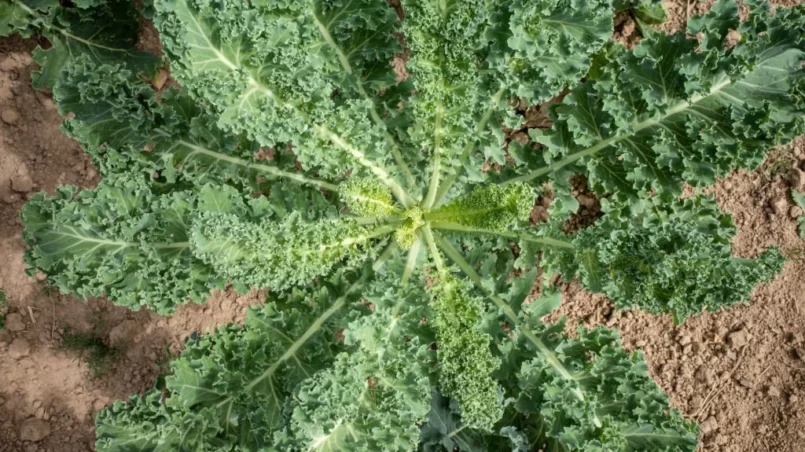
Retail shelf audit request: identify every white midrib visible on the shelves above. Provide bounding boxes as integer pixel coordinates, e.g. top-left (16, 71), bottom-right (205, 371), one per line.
top-left (173, 137), bottom-right (339, 190)
top-left (505, 76), bottom-right (735, 184)
top-left (178, 0), bottom-right (413, 205)
top-left (51, 231), bottom-right (189, 250)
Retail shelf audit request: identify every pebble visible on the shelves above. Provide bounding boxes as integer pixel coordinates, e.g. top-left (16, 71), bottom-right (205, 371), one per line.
top-left (772, 196), bottom-right (789, 215)
top-left (1, 107), bottom-right (20, 124)
top-left (791, 206), bottom-right (803, 219)
top-left (4, 313), bottom-right (26, 332)
top-left (678, 334), bottom-right (691, 346)
top-left (727, 330), bottom-right (749, 348)
top-left (700, 416), bottom-right (719, 435)
top-left (767, 386), bottom-right (781, 397)
top-left (18, 418), bottom-right (51, 442)
top-left (11, 171), bottom-right (34, 193)
top-left (8, 337), bottom-right (31, 359)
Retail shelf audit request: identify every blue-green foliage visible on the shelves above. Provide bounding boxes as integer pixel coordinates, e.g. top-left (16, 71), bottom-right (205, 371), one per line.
top-left (7, 0), bottom-right (804, 450)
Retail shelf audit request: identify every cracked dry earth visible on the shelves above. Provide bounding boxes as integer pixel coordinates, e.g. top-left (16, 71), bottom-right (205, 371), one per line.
top-left (1, 0), bottom-right (805, 451)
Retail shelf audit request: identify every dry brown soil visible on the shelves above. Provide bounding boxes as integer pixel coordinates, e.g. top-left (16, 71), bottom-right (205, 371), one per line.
top-left (1, 1), bottom-right (804, 451)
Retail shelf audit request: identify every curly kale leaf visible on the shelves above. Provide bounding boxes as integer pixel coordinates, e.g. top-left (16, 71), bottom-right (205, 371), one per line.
top-left (191, 212), bottom-right (388, 293)
top-left (96, 259), bottom-right (435, 452)
top-left (54, 53), bottom-right (331, 192)
top-left (510, 0), bottom-right (805, 210)
top-left (426, 183), bottom-right (534, 232)
top-left (487, 0), bottom-right (615, 104)
top-left (1, 0), bottom-right (53, 37)
top-left (21, 175), bottom-right (224, 314)
top-left (96, 278), bottom-right (355, 450)
top-left (429, 275), bottom-right (503, 432)
top-left (153, 0), bottom-right (412, 191)
top-left (505, 303), bottom-right (698, 451)
top-left (543, 196), bottom-right (784, 322)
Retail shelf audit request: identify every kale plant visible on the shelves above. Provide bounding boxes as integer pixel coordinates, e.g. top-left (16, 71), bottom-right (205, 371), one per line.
top-left (4, 0), bottom-right (804, 450)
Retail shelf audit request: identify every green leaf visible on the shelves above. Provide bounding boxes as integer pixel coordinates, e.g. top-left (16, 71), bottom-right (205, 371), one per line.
top-left (0, 0), bottom-right (56, 38)
top-left (31, 0), bottom-right (158, 90)
top-left (426, 183), bottom-right (534, 231)
top-left (340, 178), bottom-right (400, 218)
top-left (153, 0), bottom-right (412, 188)
top-left (21, 174), bottom-right (222, 314)
top-left (558, 196), bottom-right (785, 322)
top-left (509, 321), bottom-right (699, 451)
top-left (509, 0), bottom-right (805, 204)
top-left (429, 274), bottom-right (503, 431)
top-left (191, 213), bottom-right (390, 293)
top-left (96, 279), bottom-right (357, 450)
top-left (284, 267), bottom-right (434, 451)
top-left (487, 0), bottom-right (615, 104)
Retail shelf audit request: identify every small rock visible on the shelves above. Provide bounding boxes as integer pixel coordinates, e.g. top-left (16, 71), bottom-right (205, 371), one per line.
top-left (737, 378), bottom-right (753, 389)
top-left (767, 386), bottom-right (781, 397)
top-left (791, 206), bottom-right (804, 219)
top-left (700, 416), bottom-right (719, 435)
top-left (789, 394), bottom-right (799, 404)
top-left (772, 197), bottom-right (789, 215)
top-left (4, 313), bottom-right (26, 332)
top-left (678, 334), bottom-right (692, 346)
top-left (19, 418), bottom-right (51, 442)
top-left (727, 330), bottom-right (749, 348)
top-left (11, 172), bottom-right (34, 193)
top-left (1, 108), bottom-right (20, 124)
top-left (785, 168), bottom-right (805, 191)
top-left (34, 407), bottom-right (45, 419)
top-left (8, 337), bottom-right (31, 359)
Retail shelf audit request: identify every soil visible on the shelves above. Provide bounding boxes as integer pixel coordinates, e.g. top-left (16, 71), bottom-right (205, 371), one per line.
top-left (0, 1), bottom-right (804, 451)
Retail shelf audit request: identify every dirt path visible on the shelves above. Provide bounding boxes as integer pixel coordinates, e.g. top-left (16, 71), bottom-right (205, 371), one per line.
top-left (1, 1), bottom-right (804, 451)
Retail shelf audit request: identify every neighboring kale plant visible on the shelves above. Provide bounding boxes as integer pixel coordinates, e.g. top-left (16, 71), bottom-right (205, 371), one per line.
top-left (4, 0), bottom-right (804, 450)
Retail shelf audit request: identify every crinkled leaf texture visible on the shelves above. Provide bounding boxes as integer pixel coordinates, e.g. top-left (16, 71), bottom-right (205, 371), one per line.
top-left (511, 0), bottom-right (805, 214)
top-left (15, 1), bottom-right (805, 451)
top-left (96, 261), bottom-right (435, 452)
top-left (542, 196), bottom-right (784, 323)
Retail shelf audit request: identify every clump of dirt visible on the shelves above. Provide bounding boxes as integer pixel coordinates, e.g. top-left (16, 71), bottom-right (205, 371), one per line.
top-left (0, 36), bottom-right (263, 452)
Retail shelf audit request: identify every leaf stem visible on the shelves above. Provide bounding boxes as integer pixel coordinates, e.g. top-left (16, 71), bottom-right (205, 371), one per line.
top-left (422, 102), bottom-right (445, 209)
top-left (401, 236), bottom-right (423, 286)
top-left (243, 245), bottom-right (395, 393)
top-left (429, 222), bottom-right (574, 249)
top-left (314, 125), bottom-right (415, 207)
top-left (501, 76), bottom-right (735, 185)
top-left (311, 13), bottom-right (418, 194)
top-left (434, 87), bottom-right (506, 205)
top-left (158, 133), bottom-right (340, 191)
top-left (433, 232), bottom-right (586, 402)
top-left (421, 225), bottom-right (446, 276)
